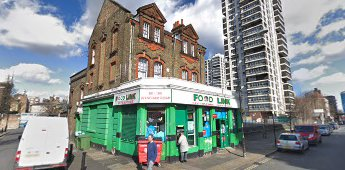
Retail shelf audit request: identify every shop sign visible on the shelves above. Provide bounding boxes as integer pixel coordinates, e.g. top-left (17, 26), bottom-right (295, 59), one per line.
top-left (140, 89), bottom-right (171, 103)
top-left (113, 90), bottom-right (139, 105)
top-left (172, 90), bottom-right (238, 108)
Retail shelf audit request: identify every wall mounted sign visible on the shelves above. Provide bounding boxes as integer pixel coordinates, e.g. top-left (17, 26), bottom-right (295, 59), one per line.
top-left (113, 90), bottom-right (139, 105)
top-left (140, 89), bottom-right (171, 103)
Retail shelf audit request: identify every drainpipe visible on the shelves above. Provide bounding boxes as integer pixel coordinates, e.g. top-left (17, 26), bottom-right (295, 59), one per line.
top-left (128, 22), bottom-right (134, 81)
top-left (172, 35), bottom-right (176, 77)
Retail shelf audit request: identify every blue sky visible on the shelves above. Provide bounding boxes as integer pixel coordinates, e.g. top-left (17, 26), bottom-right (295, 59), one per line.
top-left (0, 0), bottom-right (344, 110)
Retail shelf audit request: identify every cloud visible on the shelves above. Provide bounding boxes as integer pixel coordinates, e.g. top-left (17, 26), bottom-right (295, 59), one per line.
top-left (282, 0), bottom-right (345, 36)
top-left (295, 55), bottom-right (326, 66)
top-left (26, 89), bottom-right (69, 99)
top-left (288, 41), bottom-right (319, 59)
top-left (311, 72), bottom-right (345, 85)
top-left (0, 63), bottom-right (62, 84)
top-left (317, 19), bottom-right (345, 39)
top-left (292, 65), bottom-right (328, 81)
top-left (0, 0), bottom-right (100, 57)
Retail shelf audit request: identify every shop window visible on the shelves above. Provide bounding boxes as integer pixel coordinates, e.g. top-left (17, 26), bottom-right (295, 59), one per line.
top-left (138, 58), bottom-right (148, 79)
top-left (187, 106), bottom-right (196, 146)
top-left (203, 109), bottom-right (211, 138)
top-left (154, 62), bottom-right (162, 78)
top-left (154, 27), bottom-right (160, 43)
top-left (183, 41), bottom-right (188, 54)
top-left (146, 107), bottom-right (165, 141)
top-left (182, 70), bottom-right (188, 80)
top-left (192, 72), bottom-right (197, 82)
top-left (143, 22), bottom-right (150, 39)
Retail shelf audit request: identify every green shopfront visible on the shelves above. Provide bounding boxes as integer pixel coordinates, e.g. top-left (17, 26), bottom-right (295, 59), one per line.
top-left (76, 78), bottom-right (243, 162)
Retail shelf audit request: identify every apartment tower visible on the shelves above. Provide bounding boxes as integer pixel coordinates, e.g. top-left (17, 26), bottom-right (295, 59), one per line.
top-left (221, 0), bottom-right (294, 118)
top-left (205, 54), bottom-right (227, 89)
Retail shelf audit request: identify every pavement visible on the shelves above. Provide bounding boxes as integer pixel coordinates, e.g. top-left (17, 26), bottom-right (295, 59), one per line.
top-left (0, 128), bottom-right (23, 170)
top-left (68, 129), bottom-right (282, 170)
top-left (250, 125), bottom-right (345, 170)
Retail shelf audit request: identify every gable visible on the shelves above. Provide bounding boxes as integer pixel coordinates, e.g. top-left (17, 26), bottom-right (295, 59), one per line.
top-left (183, 25), bottom-right (199, 40)
top-left (137, 3), bottom-right (167, 23)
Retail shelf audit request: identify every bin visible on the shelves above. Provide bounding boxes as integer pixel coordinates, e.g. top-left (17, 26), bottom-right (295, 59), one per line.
top-left (138, 139), bottom-right (162, 166)
top-left (77, 135), bottom-right (91, 150)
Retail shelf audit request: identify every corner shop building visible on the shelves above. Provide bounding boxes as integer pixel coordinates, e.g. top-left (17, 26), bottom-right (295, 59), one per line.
top-left (76, 78), bottom-right (243, 161)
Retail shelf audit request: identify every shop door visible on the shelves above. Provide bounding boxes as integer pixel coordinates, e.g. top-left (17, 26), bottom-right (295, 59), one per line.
top-left (216, 119), bottom-right (229, 148)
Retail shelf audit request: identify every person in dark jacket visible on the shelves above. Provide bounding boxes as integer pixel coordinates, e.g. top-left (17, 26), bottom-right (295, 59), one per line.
top-left (147, 134), bottom-right (157, 170)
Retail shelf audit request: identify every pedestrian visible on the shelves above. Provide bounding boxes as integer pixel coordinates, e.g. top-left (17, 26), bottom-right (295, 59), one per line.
top-left (178, 131), bottom-right (189, 163)
top-left (147, 134), bottom-right (157, 170)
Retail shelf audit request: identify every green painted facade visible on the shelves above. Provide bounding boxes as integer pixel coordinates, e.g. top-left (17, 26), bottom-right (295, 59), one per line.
top-left (78, 97), bottom-right (243, 161)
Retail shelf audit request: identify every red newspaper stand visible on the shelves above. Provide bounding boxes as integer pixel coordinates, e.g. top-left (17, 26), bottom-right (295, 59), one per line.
top-left (138, 139), bottom-right (162, 167)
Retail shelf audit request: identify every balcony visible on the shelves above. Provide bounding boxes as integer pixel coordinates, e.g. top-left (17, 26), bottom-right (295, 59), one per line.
top-left (278, 46), bottom-right (288, 57)
top-left (241, 6), bottom-right (262, 19)
top-left (273, 2), bottom-right (282, 12)
top-left (276, 24), bottom-right (286, 34)
top-left (282, 72), bottom-right (292, 80)
top-left (248, 104), bottom-right (273, 111)
top-left (248, 96), bottom-right (271, 104)
top-left (245, 52), bottom-right (266, 63)
top-left (281, 65), bottom-right (291, 73)
top-left (285, 98), bottom-right (295, 104)
top-left (240, 0), bottom-right (260, 12)
top-left (247, 81), bottom-right (270, 89)
top-left (280, 57), bottom-right (290, 67)
top-left (244, 38), bottom-right (265, 50)
top-left (277, 33), bottom-right (287, 42)
top-left (245, 59), bottom-right (267, 69)
top-left (283, 83), bottom-right (293, 91)
top-left (246, 66), bottom-right (268, 76)
top-left (241, 13), bottom-right (262, 27)
top-left (247, 88), bottom-right (271, 97)
top-left (284, 91), bottom-right (295, 98)
top-left (247, 74), bottom-right (269, 82)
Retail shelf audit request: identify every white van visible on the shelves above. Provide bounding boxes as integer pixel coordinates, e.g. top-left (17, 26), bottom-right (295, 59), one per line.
top-left (19, 113), bottom-right (39, 128)
top-left (15, 117), bottom-right (69, 169)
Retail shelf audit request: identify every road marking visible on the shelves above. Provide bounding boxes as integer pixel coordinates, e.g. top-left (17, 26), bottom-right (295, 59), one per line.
top-left (244, 164), bottom-right (259, 170)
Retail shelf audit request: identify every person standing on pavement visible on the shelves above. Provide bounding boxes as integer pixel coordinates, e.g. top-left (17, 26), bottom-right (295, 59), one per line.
top-left (178, 131), bottom-right (189, 163)
top-left (147, 134), bottom-right (157, 170)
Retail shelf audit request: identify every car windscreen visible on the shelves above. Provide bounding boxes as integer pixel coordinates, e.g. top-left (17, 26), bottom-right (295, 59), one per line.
top-left (295, 126), bottom-right (314, 133)
top-left (320, 126), bottom-right (327, 129)
top-left (279, 135), bottom-right (297, 141)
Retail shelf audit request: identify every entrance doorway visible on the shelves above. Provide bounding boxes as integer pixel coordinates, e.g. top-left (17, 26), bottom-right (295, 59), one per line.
top-left (215, 119), bottom-right (229, 148)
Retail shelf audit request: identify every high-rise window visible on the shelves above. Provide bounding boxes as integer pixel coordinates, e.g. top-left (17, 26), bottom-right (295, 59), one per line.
top-left (143, 22), bottom-right (150, 39)
top-left (138, 58), bottom-right (148, 79)
top-left (154, 28), bottom-right (160, 43)
top-left (192, 72), bottom-right (197, 82)
top-left (183, 41), bottom-right (188, 54)
top-left (182, 70), bottom-right (188, 80)
top-left (191, 45), bottom-right (195, 57)
top-left (154, 62), bottom-right (162, 78)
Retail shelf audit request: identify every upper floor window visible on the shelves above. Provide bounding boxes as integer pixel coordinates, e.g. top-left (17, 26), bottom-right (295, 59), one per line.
top-left (183, 41), bottom-right (188, 54)
top-left (154, 62), bottom-right (162, 78)
top-left (191, 45), bottom-right (195, 57)
top-left (154, 28), bottom-right (160, 43)
top-left (192, 72), bottom-right (197, 82)
top-left (91, 48), bottom-right (95, 65)
top-left (138, 58), bottom-right (148, 79)
top-left (143, 22), bottom-right (150, 39)
top-left (182, 70), bottom-right (188, 80)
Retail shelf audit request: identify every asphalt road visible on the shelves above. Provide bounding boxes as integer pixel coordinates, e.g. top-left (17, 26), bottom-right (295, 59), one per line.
top-left (0, 128), bottom-right (24, 170)
top-left (254, 125), bottom-right (345, 170)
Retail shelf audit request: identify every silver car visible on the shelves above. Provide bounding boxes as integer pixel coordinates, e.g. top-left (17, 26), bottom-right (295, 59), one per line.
top-left (319, 125), bottom-right (331, 136)
top-left (277, 133), bottom-right (309, 153)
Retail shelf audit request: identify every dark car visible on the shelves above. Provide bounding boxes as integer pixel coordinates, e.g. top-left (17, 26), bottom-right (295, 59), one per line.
top-left (294, 125), bottom-right (322, 145)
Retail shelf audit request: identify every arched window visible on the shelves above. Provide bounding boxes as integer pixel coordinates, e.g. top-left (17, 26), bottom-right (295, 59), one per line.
top-left (91, 48), bottom-right (95, 65)
top-left (154, 62), bottom-right (162, 78)
top-left (192, 72), bottom-right (197, 82)
top-left (182, 70), bottom-right (188, 80)
top-left (138, 58), bottom-right (148, 79)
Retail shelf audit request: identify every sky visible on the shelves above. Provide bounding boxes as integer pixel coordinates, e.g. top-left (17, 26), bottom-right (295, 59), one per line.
top-left (0, 0), bottom-right (344, 110)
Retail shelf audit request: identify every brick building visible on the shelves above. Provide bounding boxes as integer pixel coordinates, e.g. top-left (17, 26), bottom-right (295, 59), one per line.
top-left (69, 1), bottom-right (206, 136)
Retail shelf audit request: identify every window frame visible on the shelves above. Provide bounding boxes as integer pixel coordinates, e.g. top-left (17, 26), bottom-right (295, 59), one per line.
top-left (154, 62), bottom-right (163, 78)
top-left (154, 27), bottom-right (161, 43)
top-left (192, 72), bottom-right (197, 82)
top-left (91, 48), bottom-right (95, 65)
top-left (143, 22), bottom-right (150, 39)
top-left (138, 58), bottom-right (149, 79)
top-left (182, 70), bottom-right (188, 80)
top-left (191, 45), bottom-right (195, 57)
top-left (183, 41), bottom-right (188, 54)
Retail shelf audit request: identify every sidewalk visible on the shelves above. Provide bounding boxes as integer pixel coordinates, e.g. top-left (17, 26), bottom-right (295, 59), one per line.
top-left (69, 130), bottom-right (281, 170)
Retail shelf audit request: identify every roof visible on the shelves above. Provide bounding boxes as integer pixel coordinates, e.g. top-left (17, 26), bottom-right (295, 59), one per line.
top-left (109, 0), bottom-right (131, 13)
top-left (137, 3), bottom-right (167, 23)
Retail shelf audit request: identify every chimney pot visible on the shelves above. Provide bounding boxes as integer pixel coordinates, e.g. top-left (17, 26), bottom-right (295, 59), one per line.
top-left (181, 19), bottom-right (184, 25)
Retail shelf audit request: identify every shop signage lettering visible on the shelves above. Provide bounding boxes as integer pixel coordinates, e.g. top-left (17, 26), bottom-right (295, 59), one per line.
top-left (217, 98), bottom-right (231, 105)
top-left (115, 93), bottom-right (136, 101)
top-left (193, 94), bottom-right (231, 105)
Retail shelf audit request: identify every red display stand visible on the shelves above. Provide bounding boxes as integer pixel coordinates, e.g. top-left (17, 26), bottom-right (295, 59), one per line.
top-left (138, 140), bottom-right (162, 166)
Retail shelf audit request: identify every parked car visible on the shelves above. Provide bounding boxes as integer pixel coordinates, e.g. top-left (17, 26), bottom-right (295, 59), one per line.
top-left (329, 122), bottom-right (339, 130)
top-left (328, 124), bottom-right (334, 133)
top-left (319, 125), bottom-right (331, 136)
top-left (15, 117), bottom-right (69, 170)
top-left (294, 125), bottom-right (322, 145)
top-left (277, 133), bottom-right (309, 153)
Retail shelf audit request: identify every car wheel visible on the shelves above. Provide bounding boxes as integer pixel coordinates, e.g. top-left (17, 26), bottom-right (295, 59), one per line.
top-left (319, 138), bottom-right (322, 144)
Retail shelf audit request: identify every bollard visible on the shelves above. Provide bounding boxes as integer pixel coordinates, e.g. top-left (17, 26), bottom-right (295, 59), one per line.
top-left (81, 151), bottom-right (87, 170)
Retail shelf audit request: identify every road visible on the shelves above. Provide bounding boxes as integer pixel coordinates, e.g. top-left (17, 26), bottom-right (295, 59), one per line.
top-left (0, 129), bottom-right (23, 170)
top-left (253, 126), bottom-right (345, 170)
